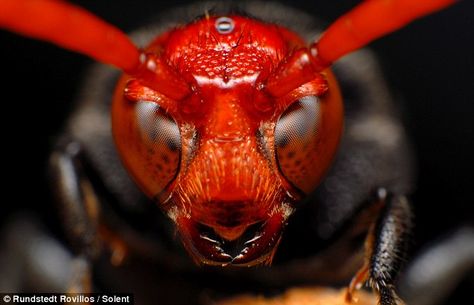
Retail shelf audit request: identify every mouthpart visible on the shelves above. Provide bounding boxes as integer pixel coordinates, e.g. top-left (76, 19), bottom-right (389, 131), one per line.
top-left (175, 210), bottom-right (289, 266)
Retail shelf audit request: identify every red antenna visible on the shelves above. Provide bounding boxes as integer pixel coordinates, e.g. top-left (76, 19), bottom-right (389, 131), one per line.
top-left (0, 0), bottom-right (191, 99)
top-left (310, 0), bottom-right (456, 70)
top-left (0, 0), bottom-right (139, 72)
top-left (0, 0), bottom-right (456, 94)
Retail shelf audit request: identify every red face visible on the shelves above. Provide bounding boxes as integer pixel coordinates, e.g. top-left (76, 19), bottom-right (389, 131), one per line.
top-left (112, 16), bottom-right (343, 266)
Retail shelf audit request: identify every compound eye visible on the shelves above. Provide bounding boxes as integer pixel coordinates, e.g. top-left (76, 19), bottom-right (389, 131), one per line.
top-left (136, 101), bottom-right (181, 151)
top-left (275, 96), bottom-right (322, 193)
top-left (113, 99), bottom-right (181, 200)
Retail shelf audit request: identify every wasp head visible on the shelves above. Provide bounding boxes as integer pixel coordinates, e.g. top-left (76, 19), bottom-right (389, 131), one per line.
top-left (112, 15), bottom-right (343, 266)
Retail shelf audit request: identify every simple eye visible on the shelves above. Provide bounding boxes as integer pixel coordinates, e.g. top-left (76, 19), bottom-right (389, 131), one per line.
top-left (275, 96), bottom-right (322, 193)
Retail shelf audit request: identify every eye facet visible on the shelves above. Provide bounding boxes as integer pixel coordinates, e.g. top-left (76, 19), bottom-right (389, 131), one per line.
top-left (113, 98), bottom-right (182, 200)
top-left (132, 101), bottom-right (181, 194)
top-left (135, 101), bottom-right (181, 151)
top-left (275, 96), bottom-right (322, 193)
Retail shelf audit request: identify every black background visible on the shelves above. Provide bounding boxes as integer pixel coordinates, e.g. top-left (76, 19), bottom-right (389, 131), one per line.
top-left (0, 0), bottom-right (472, 303)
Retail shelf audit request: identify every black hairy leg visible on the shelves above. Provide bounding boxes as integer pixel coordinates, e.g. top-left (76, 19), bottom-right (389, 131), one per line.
top-left (49, 139), bottom-right (102, 258)
top-left (346, 189), bottom-right (413, 305)
top-left (49, 139), bottom-right (128, 265)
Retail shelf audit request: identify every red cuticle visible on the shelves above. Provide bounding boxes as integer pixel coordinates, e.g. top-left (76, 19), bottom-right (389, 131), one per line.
top-left (309, 43), bottom-right (332, 72)
top-left (130, 52), bottom-right (191, 101)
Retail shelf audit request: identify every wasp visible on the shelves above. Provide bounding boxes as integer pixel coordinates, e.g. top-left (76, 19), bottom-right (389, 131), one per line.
top-left (0, 1), bottom-right (472, 305)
